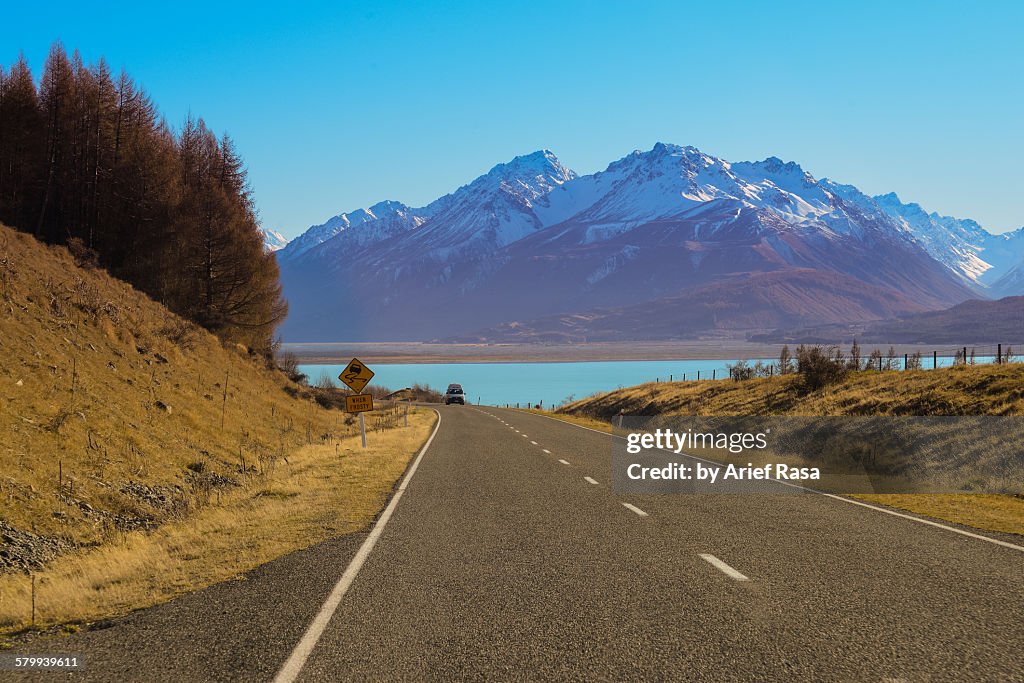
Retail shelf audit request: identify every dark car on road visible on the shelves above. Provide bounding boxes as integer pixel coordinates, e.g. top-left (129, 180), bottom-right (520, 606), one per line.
top-left (445, 384), bottom-right (465, 405)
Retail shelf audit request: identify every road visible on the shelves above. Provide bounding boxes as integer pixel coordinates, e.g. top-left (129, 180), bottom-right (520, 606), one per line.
top-left (13, 406), bottom-right (1024, 682)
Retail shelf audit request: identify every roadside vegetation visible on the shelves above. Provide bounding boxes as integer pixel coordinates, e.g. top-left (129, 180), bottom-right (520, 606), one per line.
top-left (0, 224), bottom-right (435, 636)
top-left (555, 348), bottom-right (1024, 536)
top-left (0, 409), bottom-right (434, 635)
top-left (561, 347), bottom-right (1024, 418)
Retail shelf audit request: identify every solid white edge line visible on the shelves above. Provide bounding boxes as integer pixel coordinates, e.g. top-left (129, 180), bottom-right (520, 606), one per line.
top-left (584, 476), bottom-right (599, 485)
top-left (515, 409), bottom-right (1024, 554)
top-left (622, 502), bottom-right (648, 517)
top-left (818, 493), bottom-right (1024, 553)
top-left (699, 553), bottom-right (749, 581)
top-left (273, 409), bottom-right (443, 683)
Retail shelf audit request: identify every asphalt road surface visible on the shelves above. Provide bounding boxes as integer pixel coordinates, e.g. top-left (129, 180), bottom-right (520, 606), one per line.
top-left (13, 406), bottom-right (1024, 682)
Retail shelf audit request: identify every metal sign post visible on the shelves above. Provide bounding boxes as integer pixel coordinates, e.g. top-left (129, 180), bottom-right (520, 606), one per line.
top-left (340, 358), bottom-right (375, 449)
top-left (344, 393), bottom-right (373, 449)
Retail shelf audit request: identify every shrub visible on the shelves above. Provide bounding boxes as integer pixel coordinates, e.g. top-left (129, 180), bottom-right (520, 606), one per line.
top-left (66, 237), bottom-right (100, 269)
top-left (727, 360), bottom-right (754, 381)
top-left (277, 351), bottom-right (307, 384)
top-left (314, 371), bottom-right (335, 390)
top-left (410, 383), bottom-right (444, 403)
top-left (796, 345), bottom-right (848, 392)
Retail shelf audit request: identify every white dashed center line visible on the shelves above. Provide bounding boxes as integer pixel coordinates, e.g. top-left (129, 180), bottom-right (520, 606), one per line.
top-left (530, 440), bottom-right (538, 445)
top-left (542, 449), bottom-right (551, 454)
top-left (584, 476), bottom-right (599, 485)
top-left (699, 554), bottom-right (749, 581)
top-left (558, 459), bottom-right (570, 465)
top-left (622, 503), bottom-right (648, 517)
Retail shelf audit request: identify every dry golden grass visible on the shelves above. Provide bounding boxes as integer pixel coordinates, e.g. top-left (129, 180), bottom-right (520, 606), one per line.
top-left (0, 225), bottom-right (357, 549)
top-left (558, 367), bottom-right (1024, 536)
top-left (0, 224), bottom-right (436, 633)
top-left (0, 224), bottom-right (364, 544)
top-left (560, 364), bottom-right (1024, 419)
top-left (851, 494), bottom-right (1024, 536)
top-left (0, 409), bottom-right (434, 633)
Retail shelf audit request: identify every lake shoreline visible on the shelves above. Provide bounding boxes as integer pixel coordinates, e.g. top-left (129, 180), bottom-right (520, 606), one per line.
top-left (284, 341), bottom-right (964, 365)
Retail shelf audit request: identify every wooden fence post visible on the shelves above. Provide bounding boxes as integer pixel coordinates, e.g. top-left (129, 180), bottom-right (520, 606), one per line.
top-left (221, 370), bottom-right (229, 430)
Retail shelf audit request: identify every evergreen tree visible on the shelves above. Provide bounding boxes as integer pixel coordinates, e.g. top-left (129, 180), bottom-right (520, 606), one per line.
top-left (849, 338), bottom-right (862, 370)
top-left (778, 344), bottom-right (793, 374)
top-left (0, 43), bottom-right (287, 354)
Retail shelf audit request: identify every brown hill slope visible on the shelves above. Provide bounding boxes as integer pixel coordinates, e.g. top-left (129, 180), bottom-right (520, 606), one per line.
top-left (752, 296), bottom-right (1024, 344)
top-left (451, 270), bottom-right (933, 342)
top-left (0, 224), bottom-right (437, 633)
top-left (0, 224), bottom-right (344, 564)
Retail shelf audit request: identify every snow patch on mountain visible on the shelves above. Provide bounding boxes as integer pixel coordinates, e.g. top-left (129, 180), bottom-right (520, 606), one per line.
top-left (378, 150), bottom-right (578, 258)
top-left (871, 192), bottom-right (1024, 289)
top-left (260, 228), bottom-right (287, 252)
top-left (537, 144), bottom-right (893, 244)
top-left (280, 200), bottom-right (421, 260)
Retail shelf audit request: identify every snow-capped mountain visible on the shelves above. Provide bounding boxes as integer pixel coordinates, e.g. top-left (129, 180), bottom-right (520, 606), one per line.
top-left (390, 149), bottom-right (576, 257)
top-left (278, 200), bottom-right (425, 260)
top-left (277, 143), bottom-right (1008, 342)
top-left (260, 228), bottom-right (288, 252)
top-left (533, 145), bottom-right (835, 233)
top-left (280, 150), bottom-right (576, 270)
top-left (870, 192), bottom-right (1024, 293)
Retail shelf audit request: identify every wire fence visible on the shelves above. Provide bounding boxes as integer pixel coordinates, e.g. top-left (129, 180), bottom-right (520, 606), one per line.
top-left (634, 343), bottom-right (1024, 385)
top-left (715, 342), bottom-right (1024, 381)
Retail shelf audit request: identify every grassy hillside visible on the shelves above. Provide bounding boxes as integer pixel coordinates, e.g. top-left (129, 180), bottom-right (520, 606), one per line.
top-left (0, 224), bottom-right (434, 633)
top-left (560, 363), bottom-right (1024, 418)
top-left (557, 364), bottom-right (1024, 535)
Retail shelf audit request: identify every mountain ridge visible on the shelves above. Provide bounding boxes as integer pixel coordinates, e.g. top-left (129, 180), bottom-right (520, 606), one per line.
top-left (277, 143), bottom-right (1014, 341)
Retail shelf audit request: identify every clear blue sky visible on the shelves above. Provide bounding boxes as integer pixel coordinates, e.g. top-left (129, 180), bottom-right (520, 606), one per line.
top-left (4, 1), bottom-right (1022, 237)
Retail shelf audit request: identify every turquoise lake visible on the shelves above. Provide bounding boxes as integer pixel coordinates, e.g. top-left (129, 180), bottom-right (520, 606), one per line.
top-left (300, 359), bottom-right (744, 407)
top-left (299, 355), bottom-right (990, 408)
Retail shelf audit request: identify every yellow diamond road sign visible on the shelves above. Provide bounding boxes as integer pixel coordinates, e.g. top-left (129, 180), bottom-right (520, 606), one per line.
top-left (345, 393), bottom-right (374, 413)
top-left (339, 357), bottom-right (374, 393)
